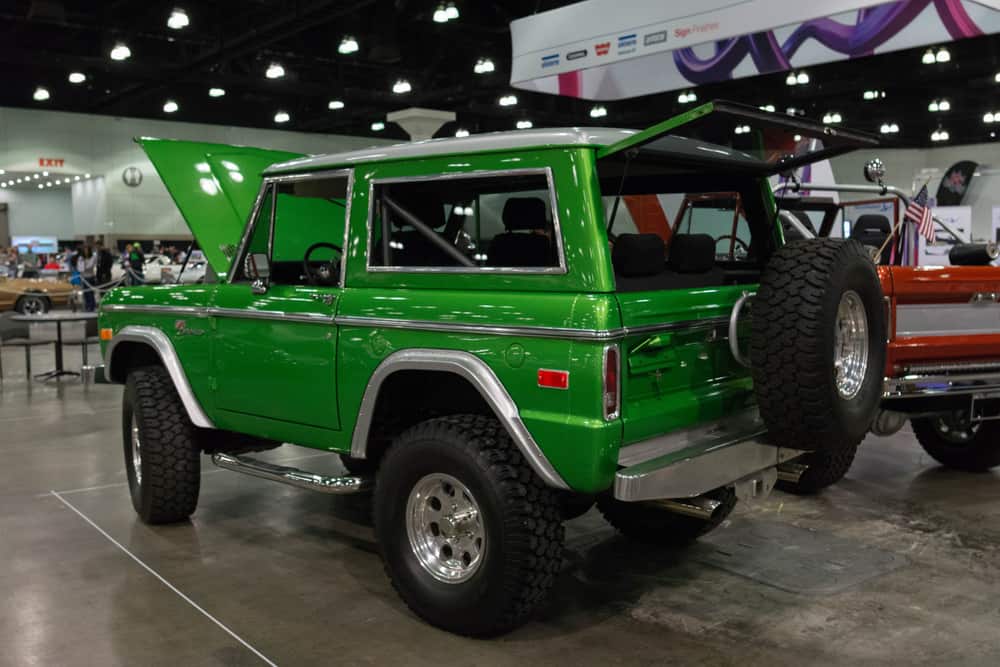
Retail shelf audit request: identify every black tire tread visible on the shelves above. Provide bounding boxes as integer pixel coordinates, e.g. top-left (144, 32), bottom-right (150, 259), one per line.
top-left (911, 417), bottom-right (1000, 472)
top-left (596, 487), bottom-right (737, 546)
top-left (126, 365), bottom-right (200, 524)
top-left (375, 414), bottom-right (564, 637)
top-left (750, 238), bottom-right (882, 452)
top-left (776, 444), bottom-right (859, 495)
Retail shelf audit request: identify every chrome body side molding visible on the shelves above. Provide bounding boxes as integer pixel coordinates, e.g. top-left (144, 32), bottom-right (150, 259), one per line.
top-left (105, 325), bottom-right (215, 429)
top-left (350, 348), bottom-right (569, 490)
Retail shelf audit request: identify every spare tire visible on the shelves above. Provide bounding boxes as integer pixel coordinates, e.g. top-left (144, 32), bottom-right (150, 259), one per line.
top-left (750, 239), bottom-right (886, 453)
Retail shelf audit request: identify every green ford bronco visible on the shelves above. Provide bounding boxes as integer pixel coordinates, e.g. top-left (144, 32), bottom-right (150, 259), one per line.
top-left (99, 101), bottom-right (886, 636)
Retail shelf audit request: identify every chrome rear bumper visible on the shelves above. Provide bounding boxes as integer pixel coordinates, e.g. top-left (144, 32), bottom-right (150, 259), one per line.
top-left (614, 433), bottom-right (803, 502)
top-left (883, 369), bottom-right (1000, 400)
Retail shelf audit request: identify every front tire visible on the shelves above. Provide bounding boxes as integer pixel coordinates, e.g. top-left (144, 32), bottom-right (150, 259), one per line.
top-left (374, 414), bottom-right (565, 637)
top-left (123, 366), bottom-right (201, 524)
top-left (912, 412), bottom-right (1000, 472)
top-left (596, 487), bottom-right (736, 546)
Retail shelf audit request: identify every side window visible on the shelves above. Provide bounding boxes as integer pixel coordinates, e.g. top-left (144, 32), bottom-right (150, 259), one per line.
top-left (271, 175), bottom-right (350, 285)
top-left (369, 172), bottom-right (561, 270)
top-left (232, 185), bottom-right (274, 282)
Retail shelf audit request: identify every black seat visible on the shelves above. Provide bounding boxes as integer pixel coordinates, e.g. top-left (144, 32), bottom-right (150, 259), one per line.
top-left (389, 197), bottom-right (454, 267)
top-left (0, 313), bottom-right (56, 380)
top-left (851, 214), bottom-right (892, 263)
top-left (488, 197), bottom-right (555, 267)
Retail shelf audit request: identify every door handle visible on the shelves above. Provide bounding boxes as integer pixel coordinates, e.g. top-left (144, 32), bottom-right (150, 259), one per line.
top-left (311, 293), bottom-right (335, 306)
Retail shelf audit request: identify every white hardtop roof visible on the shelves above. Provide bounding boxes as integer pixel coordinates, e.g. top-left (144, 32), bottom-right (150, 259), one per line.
top-left (264, 127), bottom-right (638, 174)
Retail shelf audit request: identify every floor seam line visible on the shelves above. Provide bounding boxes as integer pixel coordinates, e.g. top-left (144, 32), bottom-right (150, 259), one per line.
top-left (49, 489), bottom-right (278, 667)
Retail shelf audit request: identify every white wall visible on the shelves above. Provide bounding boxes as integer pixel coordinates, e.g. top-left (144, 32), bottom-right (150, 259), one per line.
top-left (829, 142), bottom-right (998, 241)
top-left (0, 187), bottom-right (73, 238)
top-left (0, 106), bottom-right (390, 240)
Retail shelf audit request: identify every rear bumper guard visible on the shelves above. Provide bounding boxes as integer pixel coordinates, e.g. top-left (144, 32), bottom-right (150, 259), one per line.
top-left (613, 433), bottom-right (803, 502)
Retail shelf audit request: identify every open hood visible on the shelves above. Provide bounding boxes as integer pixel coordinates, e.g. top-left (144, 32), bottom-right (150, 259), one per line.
top-left (597, 100), bottom-right (880, 174)
top-left (137, 138), bottom-right (303, 277)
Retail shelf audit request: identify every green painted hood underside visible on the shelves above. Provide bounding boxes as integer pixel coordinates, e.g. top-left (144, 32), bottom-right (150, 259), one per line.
top-left (137, 137), bottom-right (303, 276)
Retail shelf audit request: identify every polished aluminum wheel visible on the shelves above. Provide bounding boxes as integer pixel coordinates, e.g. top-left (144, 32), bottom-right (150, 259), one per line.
top-left (833, 290), bottom-right (869, 400)
top-left (406, 473), bottom-right (485, 584)
top-left (130, 415), bottom-right (143, 486)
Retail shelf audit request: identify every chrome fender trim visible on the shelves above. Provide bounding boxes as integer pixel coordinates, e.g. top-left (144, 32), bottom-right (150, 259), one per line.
top-left (349, 348), bottom-right (569, 490)
top-left (105, 325), bottom-right (215, 429)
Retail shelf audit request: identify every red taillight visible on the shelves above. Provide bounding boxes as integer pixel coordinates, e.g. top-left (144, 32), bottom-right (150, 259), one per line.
top-left (538, 369), bottom-right (569, 390)
top-left (603, 345), bottom-right (620, 420)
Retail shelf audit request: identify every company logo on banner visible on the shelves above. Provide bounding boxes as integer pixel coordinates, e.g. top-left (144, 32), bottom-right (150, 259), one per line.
top-left (510, 0), bottom-right (1000, 100)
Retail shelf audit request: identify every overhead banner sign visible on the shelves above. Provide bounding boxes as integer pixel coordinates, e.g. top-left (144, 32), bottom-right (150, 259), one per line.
top-left (510, 0), bottom-right (1000, 99)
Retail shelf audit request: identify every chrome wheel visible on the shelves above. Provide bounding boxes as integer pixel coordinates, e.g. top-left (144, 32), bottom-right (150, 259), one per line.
top-left (833, 290), bottom-right (869, 399)
top-left (405, 473), bottom-right (485, 584)
top-left (933, 410), bottom-right (978, 445)
top-left (20, 296), bottom-right (45, 315)
top-left (130, 415), bottom-right (143, 487)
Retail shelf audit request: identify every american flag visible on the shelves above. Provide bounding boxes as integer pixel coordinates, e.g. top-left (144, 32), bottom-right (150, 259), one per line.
top-left (905, 184), bottom-right (934, 242)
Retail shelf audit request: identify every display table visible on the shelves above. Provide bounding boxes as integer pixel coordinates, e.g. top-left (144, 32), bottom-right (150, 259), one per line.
top-left (11, 312), bottom-right (99, 381)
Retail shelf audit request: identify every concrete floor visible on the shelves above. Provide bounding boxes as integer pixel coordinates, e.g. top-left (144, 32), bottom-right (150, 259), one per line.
top-left (2, 322), bottom-right (1000, 666)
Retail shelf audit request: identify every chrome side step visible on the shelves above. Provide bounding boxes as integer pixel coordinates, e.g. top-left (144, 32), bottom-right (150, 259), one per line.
top-left (211, 452), bottom-right (372, 494)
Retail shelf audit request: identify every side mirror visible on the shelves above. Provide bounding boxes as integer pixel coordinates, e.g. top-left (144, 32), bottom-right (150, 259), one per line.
top-left (244, 252), bottom-right (270, 293)
top-left (863, 158), bottom-right (885, 184)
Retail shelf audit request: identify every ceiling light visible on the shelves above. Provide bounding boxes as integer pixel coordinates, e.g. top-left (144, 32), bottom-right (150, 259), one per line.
top-left (0, 169), bottom-right (5, 175)
top-left (33, 174), bottom-right (39, 179)
top-left (37, 184), bottom-right (43, 189)
top-left (939, 99), bottom-right (950, 111)
top-left (516, 120), bottom-right (533, 129)
top-left (498, 94), bottom-right (517, 107)
top-left (42, 171), bottom-right (49, 176)
top-left (110, 43), bottom-right (131, 61)
top-left (265, 63), bottom-right (285, 79)
top-left (16, 178), bottom-right (22, 183)
top-left (785, 72), bottom-right (797, 86)
top-left (922, 49), bottom-right (936, 65)
top-left (433, 4), bottom-right (449, 22)
top-left (929, 100), bottom-right (939, 112)
top-left (338, 36), bottom-right (359, 54)
top-left (392, 79), bottom-right (411, 94)
top-left (734, 125), bottom-right (751, 134)
top-left (167, 8), bottom-right (189, 30)
top-left (84, 173), bottom-right (91, 178)
top-left (33, 87), bottom-right (50, 101)
top-left (590, 105), bottom-right (607, 118)
top-left (163, 100), bottom-right (179, 113)
top-left (45, 182), bottom-right (52, 187)
top-left (995, 72), bottom-right (1000, 83)
top-left (796, 71), bottom-right (809, 85)
top-left (74, 176), bottom-right (80, 181)
top-left (931, 129), bottom-right (949, 142)
top-left (880, 123), bottom-right (900, 134)
top-left (274, 110), bottom-right (290, 123)
top-left (935, 47), bottom-right (950, 63)
top-left (371, 121), bottom-right (385, 131)
top-left (677, 91), bottom-right (697, 104)
top-left (328, 99), bottom-right (345, 110)
top-left (786, 107), bottom-right (799, 116)
top-left (208, 87), bottom-right (226, 97)
top-left (822, 112), bottom-right (842, 124)
top-left (759, 104), bottom-right (775, 112)
top-left (455, 128), bottom-right (470, 137)
top-left (68, 72), bottom-right (86, 84)
top-left (445, 3), bottom-right (459, 20)
top-left (474, 58), bottom-right (495, 74)
top-left (984, 112), bottom-right (996, 124)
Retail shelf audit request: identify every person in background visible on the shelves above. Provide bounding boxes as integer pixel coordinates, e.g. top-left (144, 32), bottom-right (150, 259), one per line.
top-left (129, 242), bottom-right (145, 284)
top-left (77, 245), bottom-right (97, 311)
top-left (95, 240), bottom-right (113, 287)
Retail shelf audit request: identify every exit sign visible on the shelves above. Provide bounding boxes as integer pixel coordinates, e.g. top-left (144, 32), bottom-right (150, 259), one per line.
top-left (38, 158), bottom-right (65, 167)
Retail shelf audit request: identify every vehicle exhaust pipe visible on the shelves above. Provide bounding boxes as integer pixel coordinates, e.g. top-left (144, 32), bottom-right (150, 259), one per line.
top-left (777, 462), bottom-right (807, 484)
top-left (211, 452), bottom-right (372, 494)
top-left (652, 495), bottom-right (725, 521)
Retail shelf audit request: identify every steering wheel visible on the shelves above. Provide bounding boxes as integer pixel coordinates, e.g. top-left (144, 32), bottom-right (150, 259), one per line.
top-left (714, 235), bottom-right (750, 257)
top-left (303, 242), bottom-right (343, 286)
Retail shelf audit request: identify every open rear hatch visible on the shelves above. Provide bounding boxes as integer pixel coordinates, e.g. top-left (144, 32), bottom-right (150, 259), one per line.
top-left (136, 138), bottom-right (303, 277)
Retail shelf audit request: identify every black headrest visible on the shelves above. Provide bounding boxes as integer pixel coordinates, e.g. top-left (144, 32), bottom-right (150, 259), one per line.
top-left (502, 197), bottom-right (548, 231)
top-left (612, 234), bottom-right (665, 277)
top-left (392, 197), bottom-right (445, 230)
top-left (852, 214), bottom-right (891, 237)
top-left (668, 234), bottom-right (716, 273)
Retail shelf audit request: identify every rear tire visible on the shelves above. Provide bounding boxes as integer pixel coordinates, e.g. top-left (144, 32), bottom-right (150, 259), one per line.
top-left (777, 443), bottom-right (859, 495)
top-left (912, 412), bottom-right (1000, 472)
top-left (123, 365), bottom-right (201, 524)
top-left (596, 487), bottom-right (736, 546)
top-left (750, 239), bottom-right (886, 453)
top-left (374, 414), bottom-right (564, 637)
